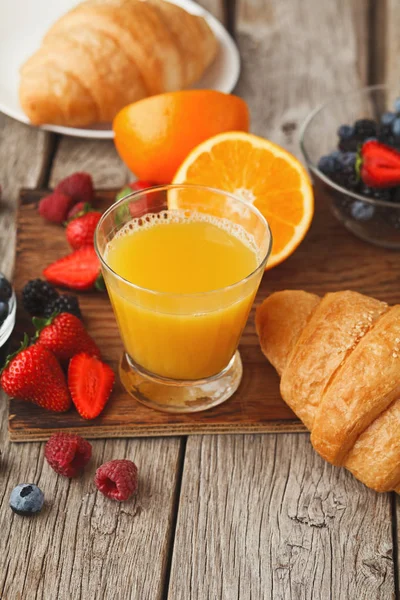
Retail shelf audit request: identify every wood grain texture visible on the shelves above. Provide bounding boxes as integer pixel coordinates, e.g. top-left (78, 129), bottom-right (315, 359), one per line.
top-left (234, 0), bottom-right (369, 159)
top-left (375, 0), bottom-right (398, 91)
top-left (0, 436), bottom-right (182, 600)
top-left (11, 189), bottom-right (302, 442)
top-left (167, 1), bottom-right (397, 598)
top-left (49, 137), bottom-right (131, 189)
top-left (168, 435), bottom-right (395, 600)
top-left (0, 114), bottom-right (52, 278)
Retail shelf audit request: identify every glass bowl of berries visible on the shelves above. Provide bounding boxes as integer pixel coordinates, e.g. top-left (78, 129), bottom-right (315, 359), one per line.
top-left (300, 84), bottom-right (400, 248)
top-left (0, 273), bottom-right (16, 367)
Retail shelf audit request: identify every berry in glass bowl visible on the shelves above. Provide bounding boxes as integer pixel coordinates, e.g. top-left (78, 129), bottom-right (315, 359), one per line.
top-left (300, 85), bottom-right (400, 248)
top-left (0, 273), bottom-right (16, 369)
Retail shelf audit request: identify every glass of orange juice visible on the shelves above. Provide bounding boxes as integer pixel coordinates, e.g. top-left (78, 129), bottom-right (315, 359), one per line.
top-left (95, 185), bottom-right (272, 413)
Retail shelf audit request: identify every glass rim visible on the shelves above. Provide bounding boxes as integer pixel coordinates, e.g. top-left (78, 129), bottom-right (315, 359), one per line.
top-left (94, 183), bottom-right (272, 298)
top-left (299, 83), bottom-right (399, 208)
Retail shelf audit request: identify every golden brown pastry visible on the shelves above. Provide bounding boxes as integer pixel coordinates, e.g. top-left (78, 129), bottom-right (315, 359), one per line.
top-left (256, 289), bottom-right (400, 494)
top-left (19, 0), bottom-right (218, 127)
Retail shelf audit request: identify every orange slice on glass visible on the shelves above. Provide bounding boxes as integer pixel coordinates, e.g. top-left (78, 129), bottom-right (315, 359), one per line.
top-left (172, 131), bottom-right (314, 269)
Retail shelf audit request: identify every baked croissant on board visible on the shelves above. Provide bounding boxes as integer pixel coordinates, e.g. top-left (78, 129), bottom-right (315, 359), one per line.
top-left (19, 0), bottom-right (218, 127)
top-left (256, 290), bottom-right (400, 494)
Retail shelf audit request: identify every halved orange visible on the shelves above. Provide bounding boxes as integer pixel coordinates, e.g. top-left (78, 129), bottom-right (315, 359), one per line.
top-left (172, 131), bottom-right (314, 269)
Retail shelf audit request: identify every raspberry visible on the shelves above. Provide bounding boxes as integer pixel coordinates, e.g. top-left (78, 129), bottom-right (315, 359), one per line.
top-left (95, 459), bottom-right (138, 501)
top-left (55, 172), bottom-right (94, 205)
top-left (44, 432), bottom-right (92, 478)
top-left (38, 191), bottom-right (74, 224)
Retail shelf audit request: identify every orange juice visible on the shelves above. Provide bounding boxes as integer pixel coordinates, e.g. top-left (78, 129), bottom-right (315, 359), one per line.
top-left (104, 210), bottom-right (260, 380)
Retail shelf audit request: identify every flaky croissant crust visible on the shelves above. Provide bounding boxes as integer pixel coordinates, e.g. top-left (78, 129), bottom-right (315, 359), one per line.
top-left (19, 0), bottom-right (218, 127)
top-left (256, 290), bottom-right (400, 494)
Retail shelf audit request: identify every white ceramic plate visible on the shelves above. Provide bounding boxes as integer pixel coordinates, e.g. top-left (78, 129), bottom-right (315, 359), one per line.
top-left (0, 0), bottom-right (240, 139)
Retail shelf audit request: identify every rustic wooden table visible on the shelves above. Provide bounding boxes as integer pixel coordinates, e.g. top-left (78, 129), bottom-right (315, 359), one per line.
top-left (0, 1), bottom-right (399, 598)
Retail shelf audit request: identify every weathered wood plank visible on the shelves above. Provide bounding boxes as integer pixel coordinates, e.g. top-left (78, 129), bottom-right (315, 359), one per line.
top-left (397, 497), bottom-right (400, 594)
top-left (49, 137), bottom-right (131, 189)
top-left (0, 115), bottom-right (184, 600)
top-left (376, 0), bottom-right (399, 92)
top-left (0, 115), bottom-right (51, 277)
top-left (168, 1), bottom-right (396, 598)
top-left (0, 437), bottom-right (182, 600)
top-left (169, 435), bottom-right (394, 600)
top-left (234, 0), bottom-right (369, 159)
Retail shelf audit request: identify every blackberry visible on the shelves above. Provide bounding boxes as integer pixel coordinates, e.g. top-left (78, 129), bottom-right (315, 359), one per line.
top-left (0, 273), bottom-right (12, 302)
top-left (22, 278), bottom-right (59, 316)
top-left (43, 294), bottom-right (82, 320)
top-left (378, 123), bottom-right (396, 147)
top-left (361, 185), bottom-right (392, 202)
top-left (354, 119), bottom-right (377, 139)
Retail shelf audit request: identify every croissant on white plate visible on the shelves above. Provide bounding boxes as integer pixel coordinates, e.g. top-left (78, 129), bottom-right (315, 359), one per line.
top-left (19, 0), bottom-right (218, 127)
top-left (256, 289), bottom-right (400, 494)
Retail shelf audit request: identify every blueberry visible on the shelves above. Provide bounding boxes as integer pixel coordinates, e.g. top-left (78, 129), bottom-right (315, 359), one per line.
top-left (381, 112), bottom-right (396, 126)
top-left (0, 301), bottom-right (8, 326)
top-left (392, 117), bottom-right (400, 138)
top-left (394, 98), bottom-right (400, 113)
top-left (351, 201), bottom-right (375, 221)
top-left (337, 125), bottom-right (354, 140)
top-left (0, 274), bottom-right (12, 303)
top-left (337, 152), bottom-right (357, 168)
top-left (318, 155), bottom-right (337, 174)
top-left (10, 484), bottom-right (44, 516)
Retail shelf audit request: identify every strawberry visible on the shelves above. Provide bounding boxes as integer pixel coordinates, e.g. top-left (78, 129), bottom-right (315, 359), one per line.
top-left (43, 246), bottom-right (101, 291)
top-left (115, 180), bottom-right (158, 224)
top-left (0, 335), bottom-right (71, 412)
top-left (115, 180), bottom-right (156, 203)
top-left (55, 172), bottom-right (94, 205)
top-left (360, 140), bottom-right (400, 188)
top-left (66, 211), bottom-right (102, 250)
top-left (68, 353), bottom-right (115, 419)
top-left (39, 191), bottom-right (74, 224)
top-left (67, 201), bottom-right (92, 220)
top-left (34, 312), bottom-right (101, 362)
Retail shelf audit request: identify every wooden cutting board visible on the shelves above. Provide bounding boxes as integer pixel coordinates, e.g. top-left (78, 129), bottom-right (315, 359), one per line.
top-left (10, 187), bottom-right (400, 441)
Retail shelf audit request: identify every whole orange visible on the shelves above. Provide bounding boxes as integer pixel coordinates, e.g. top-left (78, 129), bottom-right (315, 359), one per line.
top-left (112, 90), bottom-right (249, 183)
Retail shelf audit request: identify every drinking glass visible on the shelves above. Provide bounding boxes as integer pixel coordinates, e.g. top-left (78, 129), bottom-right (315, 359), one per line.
top-left (95, 184), bottom-right (272, 413)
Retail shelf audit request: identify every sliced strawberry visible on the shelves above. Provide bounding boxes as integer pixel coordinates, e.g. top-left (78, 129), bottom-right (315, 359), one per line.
top-left (360, 140), bottom-right (400, 188)
top-left (43, 246), bottom-right (101, 291)
top-left (68, 353), bottom-right (115, 419)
